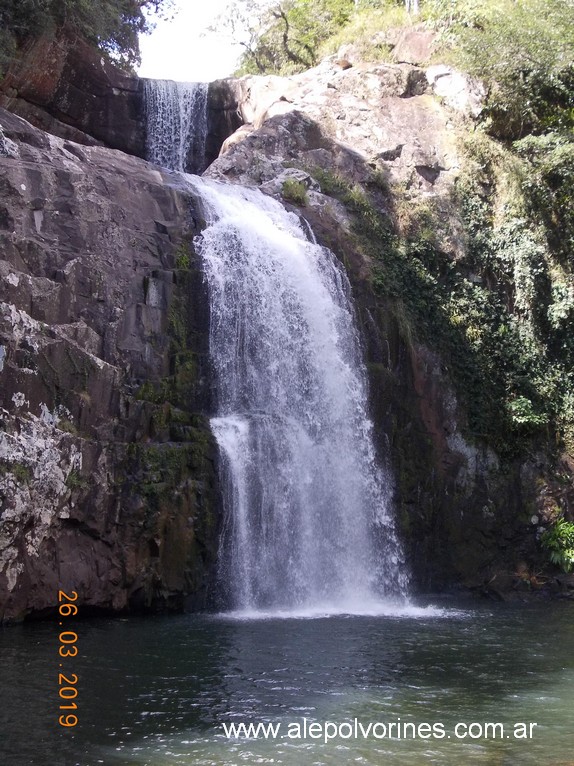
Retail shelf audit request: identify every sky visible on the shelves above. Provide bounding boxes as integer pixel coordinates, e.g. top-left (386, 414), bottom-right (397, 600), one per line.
top-left (137, 0), bottom-right (245, 83)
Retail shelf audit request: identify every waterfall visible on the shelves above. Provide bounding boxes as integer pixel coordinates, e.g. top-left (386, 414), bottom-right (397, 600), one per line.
top-left (188, 176), bottom-right (409, 614)
top-left (143, 79), bottom-right (208, 173)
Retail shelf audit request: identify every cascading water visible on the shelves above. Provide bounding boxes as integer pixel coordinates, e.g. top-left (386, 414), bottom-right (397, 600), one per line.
top-left (188, 176), bottom-right (409, 614)
top-left (143, 79), bottom-right (208, 173)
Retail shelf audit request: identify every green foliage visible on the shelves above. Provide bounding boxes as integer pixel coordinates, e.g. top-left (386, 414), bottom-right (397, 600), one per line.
top-left (309, 167), bottom-right (350, 197)
top-left (424, 0), bottom-right (574, 139)
top-left (318, 3), bottom-right (410, 61)
top-left (281, 178), bottom-right (308, 205)
top-left (230, 0), bottom-right (420, 74)
top-left (541, 516), bottom-right (574, 573)
top-left (311, 132), bottom-right (574, 459)
top-left (65, 470), bottom-right (88, 489)
top-left (10, 463), bottom-right (31, 484)
top-left (422, 0), bottom-right (489, 31)
top-left (174, 244), bottom-right (191, 270)
top-left (312, 167), bottom-right (388, 225)
top-left (234, 0), bottom-right (355, 75)
top-left (515, 132), bottom-right (574, 262)
top-left (448, 134), bottom-right (574, 454)
top-left (0, 0), bottom-right (175, 74)
top-left (507, 396), bottom-right (548, 427)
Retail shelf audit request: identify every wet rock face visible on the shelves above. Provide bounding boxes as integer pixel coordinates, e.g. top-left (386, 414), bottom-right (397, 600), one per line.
top-left (0, 109), bottom-right (220, 623)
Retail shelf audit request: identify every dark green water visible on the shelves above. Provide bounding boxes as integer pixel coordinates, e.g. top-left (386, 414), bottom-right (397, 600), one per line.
top-left (2, 602), bottom-right (574, 766)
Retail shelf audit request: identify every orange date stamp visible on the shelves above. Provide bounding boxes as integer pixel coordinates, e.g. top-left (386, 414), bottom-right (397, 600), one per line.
top-left (58, 589), bottom-right (79, 727)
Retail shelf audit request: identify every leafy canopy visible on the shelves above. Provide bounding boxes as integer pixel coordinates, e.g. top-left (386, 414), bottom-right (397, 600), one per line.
top-left (424, 0), bottom-right (574, 138)
top-left (0, 0), bottom-right (175, 73)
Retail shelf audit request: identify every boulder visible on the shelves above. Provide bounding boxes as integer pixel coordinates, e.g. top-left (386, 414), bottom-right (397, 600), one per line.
top-left (391, 25), bottom-right (436, 65)
top-left (210, 60), bottom-right (461, 196)
top-left (426, 64), bottom-right (486, 118)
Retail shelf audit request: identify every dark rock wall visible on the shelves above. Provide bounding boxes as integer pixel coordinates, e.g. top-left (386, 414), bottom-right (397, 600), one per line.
top-left (0, 34), bottom-right (145, 156)
top-left (205, 80), bottom-right (243, 169)
top-left (0, 109), bottom-right (221, 623)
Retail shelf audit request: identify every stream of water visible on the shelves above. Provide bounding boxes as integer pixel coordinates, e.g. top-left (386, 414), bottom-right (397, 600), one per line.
top-left (143, 80), bottom-right (208, 173)
top-left (145, 81), bottom-right (409, 613)
top-left (189, 176), bottom-right (408, 612)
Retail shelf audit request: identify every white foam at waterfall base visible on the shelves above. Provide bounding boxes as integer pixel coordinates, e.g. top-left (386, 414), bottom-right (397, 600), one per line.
top-left (144, 79), bottom-right (208, 172)
top-left (188, 175), bottom-right (411, 616)
top-left (220, 602), bottom-right (461, 621)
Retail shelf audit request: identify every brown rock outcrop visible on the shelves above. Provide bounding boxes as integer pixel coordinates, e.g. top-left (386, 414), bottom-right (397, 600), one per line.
top-left (210, 58), bottom-right (476, 200)
top-left (391, 25), bottom-right (436, 65)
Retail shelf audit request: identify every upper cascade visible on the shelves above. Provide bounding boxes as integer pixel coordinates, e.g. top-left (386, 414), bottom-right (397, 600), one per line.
top-left (188, 176), bottom-right (410, 615)
top-left (143, 79), bottom-right (208, 173)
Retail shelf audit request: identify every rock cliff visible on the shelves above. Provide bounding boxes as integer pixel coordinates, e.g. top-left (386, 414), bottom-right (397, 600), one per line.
top-left (0, 33), bottom-right (144, 155)
top-left (0, 32), bottom-right (243, 170)
top-left (0, 109), bottom-right (221, 622)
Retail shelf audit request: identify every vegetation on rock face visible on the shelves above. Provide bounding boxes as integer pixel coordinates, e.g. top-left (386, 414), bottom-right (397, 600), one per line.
top-left (424, 0), bottom-right (574, 139)
top-left (456, 135), bottom-right (574, 457)
top-left (309, 125), bottom-right (574, 462)
top-left (0, 0), bottom-right (175, 74)
top-left (541, 516), bottom-right (574, 573)
top-left (281, 178), bottom-right (308, 205)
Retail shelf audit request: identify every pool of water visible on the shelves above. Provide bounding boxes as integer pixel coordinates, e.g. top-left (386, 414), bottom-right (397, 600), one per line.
top-left (2, 600), bottom-right (574, 766)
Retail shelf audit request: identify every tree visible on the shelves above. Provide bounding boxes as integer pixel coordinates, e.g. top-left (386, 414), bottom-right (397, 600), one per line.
top-left (0, 0), bottom-right (176, 74)
top-left (227, 0), bottom-right (355, 75)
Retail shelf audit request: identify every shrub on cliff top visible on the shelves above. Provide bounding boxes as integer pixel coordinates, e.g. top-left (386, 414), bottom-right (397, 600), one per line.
top-left (231, 0), bottom-right (356, 75)
top-left (426, 0), bottom-right (574, 139)
top-left (541, 516), bottom-right (574, 573)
